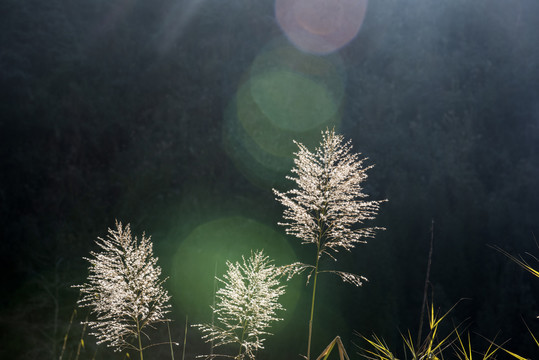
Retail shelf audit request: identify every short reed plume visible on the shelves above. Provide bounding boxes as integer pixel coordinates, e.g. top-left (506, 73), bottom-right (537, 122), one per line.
top-left (75, 221), bottom-right (171, 360)
top-left (273, 128), bottom-right (385, 359)
top-left (195, 250), bottom-right (286, 360)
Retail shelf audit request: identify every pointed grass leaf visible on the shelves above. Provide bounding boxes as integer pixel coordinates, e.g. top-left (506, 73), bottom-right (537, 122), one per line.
top-left (357, 333), bottom-right (397, 360)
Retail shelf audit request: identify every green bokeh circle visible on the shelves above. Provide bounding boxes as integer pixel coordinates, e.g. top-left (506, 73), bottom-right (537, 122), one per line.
top-left (170, 216), bottom-right (301, 325)
top-left (250, 69), bottom-right (338, 132)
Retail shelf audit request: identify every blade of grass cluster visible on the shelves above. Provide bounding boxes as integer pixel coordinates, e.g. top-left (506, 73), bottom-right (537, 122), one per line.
top-left (454, 331), bottom-right (472, 360)
top-left (428, 301), bottom-right (462, 352)
top-left (359, 333), bottom-right (396, 360)
top-left (428, 324), bottom-right (460, 357)
top-left (490, 245), bottom-right (539, 278)
top-left (402, 330), bottom-right (417, 357)
top-left (480, 332), bottom-right (502, 360)
top-left (455, 331), bottom-right (507, 360)
top-left (522, 319), bottom-right (539, 347)
top-left (426, 302), bottom-right (439, 355)
top-left (500, 348), bottom-right (529, 360)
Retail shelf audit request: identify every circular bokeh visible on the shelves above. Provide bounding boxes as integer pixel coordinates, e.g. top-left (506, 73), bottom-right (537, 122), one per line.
top-left (250, 69), bottom-right (337, 132)
top-left (275, 0), bottom-right (368, 54)
top-left (170, 216), bottom-right (301, 323)
top-left (222, 38), bottom-right (345, 188)
top-left (222, 91), bottom-right (294, 188)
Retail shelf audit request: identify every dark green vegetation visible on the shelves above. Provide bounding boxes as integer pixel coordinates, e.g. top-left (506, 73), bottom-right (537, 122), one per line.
top-left (1, 0), bottom-right (538, 358)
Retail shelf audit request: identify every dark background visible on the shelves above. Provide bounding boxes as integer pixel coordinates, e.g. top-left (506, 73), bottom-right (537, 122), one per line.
top-left (1, 0), bottom-right (539, 359)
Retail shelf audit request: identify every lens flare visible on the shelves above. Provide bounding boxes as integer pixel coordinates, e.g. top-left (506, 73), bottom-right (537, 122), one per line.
top-left (223, 96), bottom-right (293, 188)
top-left (250, 69), bottom-right (337, 132)
top-left (250, 39), bottom-right (346, 107)
top-left (222, 38), bottom-right (345, 187)
top-left (170, 216), bottom-right (300, 322)
top-left (275, 0), bottom-right (368, 54)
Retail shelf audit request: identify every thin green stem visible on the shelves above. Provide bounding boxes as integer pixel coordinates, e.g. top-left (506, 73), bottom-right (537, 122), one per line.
top-left (307, 198), bottom-right (327, 360)
top-left (59, 307), bottom-right (77, 360)
top-left (238, 320), bottom-right (248, 360)
top-left (167, 320), bottom-right (175, 360)
top-left (182, 315), bottom-right (188, 360)
top-left (307, 253), bottom-right (320, 360)
top-left (136, 316), bottom-right (144, 360)
top-left (75, 313), bottom-right (88, 360)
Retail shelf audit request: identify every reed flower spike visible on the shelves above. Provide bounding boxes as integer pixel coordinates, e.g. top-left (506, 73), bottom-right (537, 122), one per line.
top-left (75, 221), bottom-right (171, 358)
top-left (195, 250), bottom-right (286, 360)
top-left (273, 128), bottom-right (385, 359)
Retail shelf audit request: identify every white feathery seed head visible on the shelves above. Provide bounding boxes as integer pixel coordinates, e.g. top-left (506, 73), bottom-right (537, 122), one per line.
top-left (195, 250), bottom-right (286, 360)
top-left (273, 128), bottom-right (385, 279)
top-left (74, 221), bottom-right (171, 352)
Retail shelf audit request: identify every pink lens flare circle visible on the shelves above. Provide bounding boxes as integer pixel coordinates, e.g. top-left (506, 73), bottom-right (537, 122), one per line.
top-left (275, 0), bottom-right (368, 54)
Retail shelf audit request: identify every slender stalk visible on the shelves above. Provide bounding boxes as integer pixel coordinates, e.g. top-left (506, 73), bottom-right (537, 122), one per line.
top-left (59, 307), bottom-right (77, 360)
top-left (238, 343), bottom-right (244, 359)
top-left (182, 315), bottom-right (188, 360)
top-left (307, 251), bottom-right (321, 360)
top-left (75, 314), bottom-right (88, 360)
top-left (307, 198), bottom-right (326, 360)
top-left (167, 320), bottom-right (175, 360)
top-left (136, 316), bottom-right (144, 360)
top-left (238, 319), bottom-right (248, 360)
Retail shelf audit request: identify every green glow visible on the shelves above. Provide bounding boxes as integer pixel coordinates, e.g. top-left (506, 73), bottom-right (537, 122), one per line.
top-left (250, 39), bottom-right (346, 97)
top-left (250, 69), bottom-right (337, 132)
top-left (222, 94), bottom-right (292, 188)
top-left (235, 79), bottom-right (340, 158)
top-left (221, 38), bottom-right (345, 189)
top-left (247, 39), bottom-right (345, 134)
top-left (170, 216), bottom-right (301, 324)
